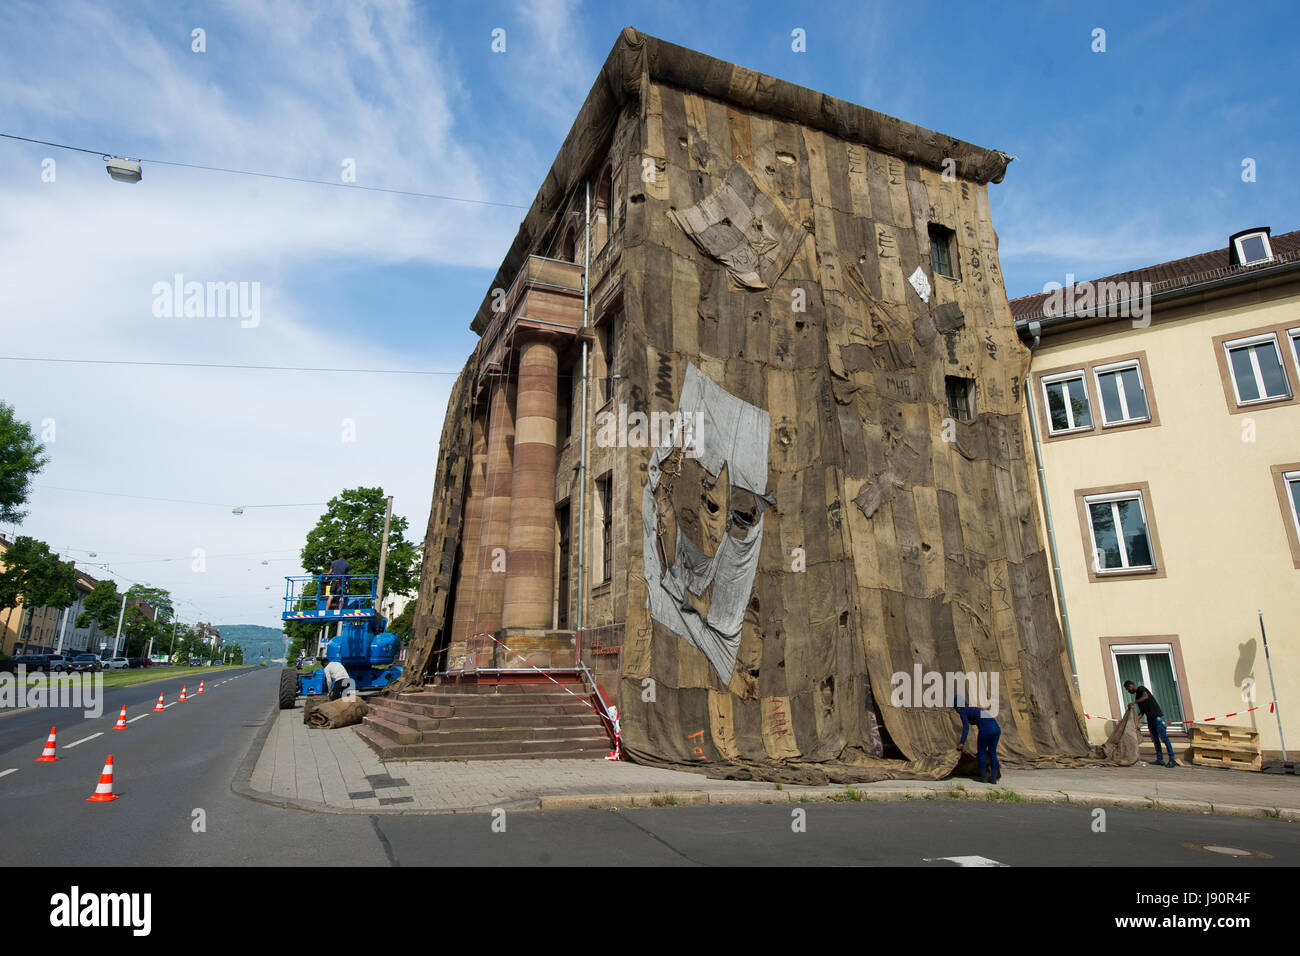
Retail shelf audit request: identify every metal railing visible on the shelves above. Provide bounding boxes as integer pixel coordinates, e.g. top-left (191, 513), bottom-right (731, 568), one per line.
top-left (281, 575), bottom-right (378, 620)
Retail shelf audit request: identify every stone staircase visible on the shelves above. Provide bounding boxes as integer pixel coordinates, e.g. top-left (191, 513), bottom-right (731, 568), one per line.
top-left (355, 675), bottom-right (613, 760)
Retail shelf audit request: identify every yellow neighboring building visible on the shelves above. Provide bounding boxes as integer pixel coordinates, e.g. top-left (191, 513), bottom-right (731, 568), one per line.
top-left (1011, 226), bottom-right (1299, 758)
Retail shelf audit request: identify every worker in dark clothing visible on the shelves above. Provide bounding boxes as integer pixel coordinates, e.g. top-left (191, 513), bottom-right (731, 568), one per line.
top-left (323, 551), bottom-right (350, 611)
top-left (955, 700), bottom-right (1002, 783)
top-left (1124, 680), bottom-right (1180, 766)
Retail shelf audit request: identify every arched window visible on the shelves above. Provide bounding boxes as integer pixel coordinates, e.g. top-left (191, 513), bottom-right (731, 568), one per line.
top-left (561, 226), bottom-right (577, 263)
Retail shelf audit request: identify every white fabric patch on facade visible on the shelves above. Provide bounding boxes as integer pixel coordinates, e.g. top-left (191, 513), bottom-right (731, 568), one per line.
top-left (643, 363), bottom-right (773, 683)
top-left (909, 266), bottom-right (932, 303)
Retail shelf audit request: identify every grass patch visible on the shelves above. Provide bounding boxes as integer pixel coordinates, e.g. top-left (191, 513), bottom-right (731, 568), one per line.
top-left (985, 787), bottom-right (1025, 803)
top-left (12, 665), bottom-right (238, 691)
top-left (1266, 807), bottom-right (1281, 819)
top-left (648, 794), bottom-right (678, 807)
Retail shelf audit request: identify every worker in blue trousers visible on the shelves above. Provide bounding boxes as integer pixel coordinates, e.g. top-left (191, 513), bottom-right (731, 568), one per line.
top-left (1124, 679), bottom-right (1180, 767)
top-left (955, 699), bottom-right (1002, 783)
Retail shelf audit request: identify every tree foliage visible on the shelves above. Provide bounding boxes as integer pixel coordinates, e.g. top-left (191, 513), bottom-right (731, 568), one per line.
top-left (301, 487), bottom-right (418, 595)
top-left (0, 402), bottom-right (48, 524)
top-left (125, 584), bottom-right (173, 622)
top-left (76, 580), bottom-right (123, 634)
top-left (0, 536), bottom-right (77, 616)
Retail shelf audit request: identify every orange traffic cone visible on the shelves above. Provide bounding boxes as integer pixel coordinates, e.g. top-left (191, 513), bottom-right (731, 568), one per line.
top-left (178, 685), bottom-right (187, 702)
top-left (85, 755), bottom-right (119, 802)
top-left (36, 727), bottom-right (58, 762)
top-left (153, 693), bottom-right (165, 712)
top-left (197, 680), bottom-right (205, 695)
top-left (112, 707), bottom-right (128, 730)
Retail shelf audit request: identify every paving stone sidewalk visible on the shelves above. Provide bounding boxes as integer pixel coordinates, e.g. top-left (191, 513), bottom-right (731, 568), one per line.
top-left (243, 707), bottom-right (1300, 819)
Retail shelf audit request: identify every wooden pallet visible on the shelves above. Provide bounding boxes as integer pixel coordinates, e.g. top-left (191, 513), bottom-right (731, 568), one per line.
top-left (1189, 723), bottom-right (1261, 771)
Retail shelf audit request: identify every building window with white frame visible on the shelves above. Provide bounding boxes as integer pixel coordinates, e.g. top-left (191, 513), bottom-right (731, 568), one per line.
top-left (1288, 327), bottom-right (1300, 378)
top-left (1085, 490), bottom-right (1155, 573)
top-left (1042, 371), bottom-right (1092, 434)
top-left (1224, 333), bottom-right (1291, 405)
top-left (1093, 360), bottom-right (1151, 426)
top-left (1285, 471), bottom-right (1300, 542)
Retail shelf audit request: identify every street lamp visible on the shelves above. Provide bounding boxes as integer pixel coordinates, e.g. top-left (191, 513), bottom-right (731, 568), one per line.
top-left (105, 156), bottom-right (142, 183)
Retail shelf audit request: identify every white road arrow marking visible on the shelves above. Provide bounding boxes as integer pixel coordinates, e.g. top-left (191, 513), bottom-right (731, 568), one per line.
top-left (924, 855), bottom-right (1008, 867)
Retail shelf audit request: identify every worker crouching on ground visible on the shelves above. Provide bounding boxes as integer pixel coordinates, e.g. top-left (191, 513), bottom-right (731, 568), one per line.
top-left (319, 656), bottom-right (356, 700)
top-left (954, 698), bottom-right (1002, 783)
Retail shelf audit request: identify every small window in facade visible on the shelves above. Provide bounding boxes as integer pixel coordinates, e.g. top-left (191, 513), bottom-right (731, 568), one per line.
top-left (1285, 471), bottom-right (1300, 542)
top-left (561, 226), bottom-right (577, 263)
top-left (1093, 361), bottom-right (1151, 426)
top-left (600, 313), bottom-right (620, 406)
top-left (1085, 491), bottom-right (1155, 573)
top-left (1232, 230), bottom-right (1273, 265)
top-left (945, 375), bottom-right (975, 421)
top-left (1042, 372), bottom-right (1092, 433)
top-left (1225, 333), bottom-right (1292, 405)
top-left (596, 475), bottom-right (613, 585)
top-left (1289, 328), bottom-right (1300, 378)
top-left (929, 223), bottom-right (956, 279)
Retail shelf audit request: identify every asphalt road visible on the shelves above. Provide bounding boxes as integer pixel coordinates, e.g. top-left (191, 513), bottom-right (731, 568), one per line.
top-left (2, 666), bottom-right (1297, 867)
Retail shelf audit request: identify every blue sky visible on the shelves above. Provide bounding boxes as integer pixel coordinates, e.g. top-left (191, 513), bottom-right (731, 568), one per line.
top-left (1, 0), bottom-right (1295, 630)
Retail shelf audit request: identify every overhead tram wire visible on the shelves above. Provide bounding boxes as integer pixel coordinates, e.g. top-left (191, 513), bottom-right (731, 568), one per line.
top-left (0, 357), bottom-right (461, 375)
top-left (37, 484), bottom-right (327, 509)
top-left (0, 132), bottom-right (531, 209)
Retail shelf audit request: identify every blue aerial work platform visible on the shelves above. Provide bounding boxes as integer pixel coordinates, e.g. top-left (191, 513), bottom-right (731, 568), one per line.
top-left (277, 574), bottom-right (403, 708)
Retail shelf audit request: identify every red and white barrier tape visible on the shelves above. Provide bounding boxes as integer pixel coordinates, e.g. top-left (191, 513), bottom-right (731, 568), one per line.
top-left (1083, 701), bottom-right (1275, 724)
top-left (469, 631), bottom-right (622, 758)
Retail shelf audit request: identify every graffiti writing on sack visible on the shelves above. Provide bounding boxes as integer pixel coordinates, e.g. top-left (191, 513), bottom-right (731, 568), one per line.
top-left (769, 697), bottom-right (791, 739)
top-left (655, 351), bottom-right (674, 401)
top-left (688, 728), bottom-right (707, 760)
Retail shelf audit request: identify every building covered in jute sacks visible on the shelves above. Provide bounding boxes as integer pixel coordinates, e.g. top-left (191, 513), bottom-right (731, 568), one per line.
top-left (396, 28), bottom-right (1103, 781)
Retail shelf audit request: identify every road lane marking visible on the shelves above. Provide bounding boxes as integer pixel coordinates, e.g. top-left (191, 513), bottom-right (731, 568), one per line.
top-left (127, 715), bottom-right (148, 723)
top-left (163, 702), bottom-right (177, 708)
top-left (923, 856), bottom-right (1008, 867)
top-left (0, 768), bottom-right (17, 779)
top-left (64, 732), bottom-right (103, 749)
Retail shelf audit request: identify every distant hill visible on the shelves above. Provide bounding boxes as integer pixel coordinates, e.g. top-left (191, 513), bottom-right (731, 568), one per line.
top-left (217, 624), bottom-right (287, 663)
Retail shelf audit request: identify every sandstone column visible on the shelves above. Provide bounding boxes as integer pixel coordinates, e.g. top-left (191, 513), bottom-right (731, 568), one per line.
top-left (502, 337), bottom-right (559, 628)
top-left (448, 403), bottom-right (488, 655)
top-left (475, 377), bottom-right (515, 638)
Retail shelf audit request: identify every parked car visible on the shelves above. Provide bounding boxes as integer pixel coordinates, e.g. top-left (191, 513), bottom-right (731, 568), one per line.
top-left (12, 653), bottom-right (71, 672)
top-left (102, 657), bottom-right (129, 670)
top-left (68, 654), bottom-right (102, 673)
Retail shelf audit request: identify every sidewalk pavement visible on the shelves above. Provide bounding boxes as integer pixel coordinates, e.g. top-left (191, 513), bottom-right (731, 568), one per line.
top-left (240, 706), bottom-right (1300, 820)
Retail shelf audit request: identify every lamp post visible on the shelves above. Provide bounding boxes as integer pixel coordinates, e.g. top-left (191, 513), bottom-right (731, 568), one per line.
top-left (110, 594), bottom-right (127, 658)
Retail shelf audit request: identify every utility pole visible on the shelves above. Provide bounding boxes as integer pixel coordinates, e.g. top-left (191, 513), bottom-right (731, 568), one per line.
top-left (110, 594), bottom-right (127, 658)
top-left (169, 618), bottom-right (179, 662)
top-left (375, 494), bottom-right (394, 617)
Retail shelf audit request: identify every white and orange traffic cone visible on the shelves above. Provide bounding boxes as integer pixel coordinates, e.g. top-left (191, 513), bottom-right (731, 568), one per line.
top-left (36, 727), bottom-right (59, 762)
top-left (112, 707), bottom-right (128, 730)
top-left (178, 685), bottom-right (187, 702)
top-left (197, 680), bottom-right (205, 695)
top-left (153, 693), bottom-right (165, 712)
top-left (85, 755), bottom-right (119, 802)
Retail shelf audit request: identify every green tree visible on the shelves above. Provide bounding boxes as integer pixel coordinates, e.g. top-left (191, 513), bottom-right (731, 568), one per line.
top-left (121, 605), bottom-right (165, 657)
top-left (389, 600), bottom-right (415, 642)
top-left (0, 402), bottom-right (49, 524)
top-left (76, 580), bottom-right (123, 636)
top-left (301, 487), bottom-right (418, 595)
top-left (125, 584), bottom-right (173, 622)
top-left (0, 536), bottom-right (77, 635)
